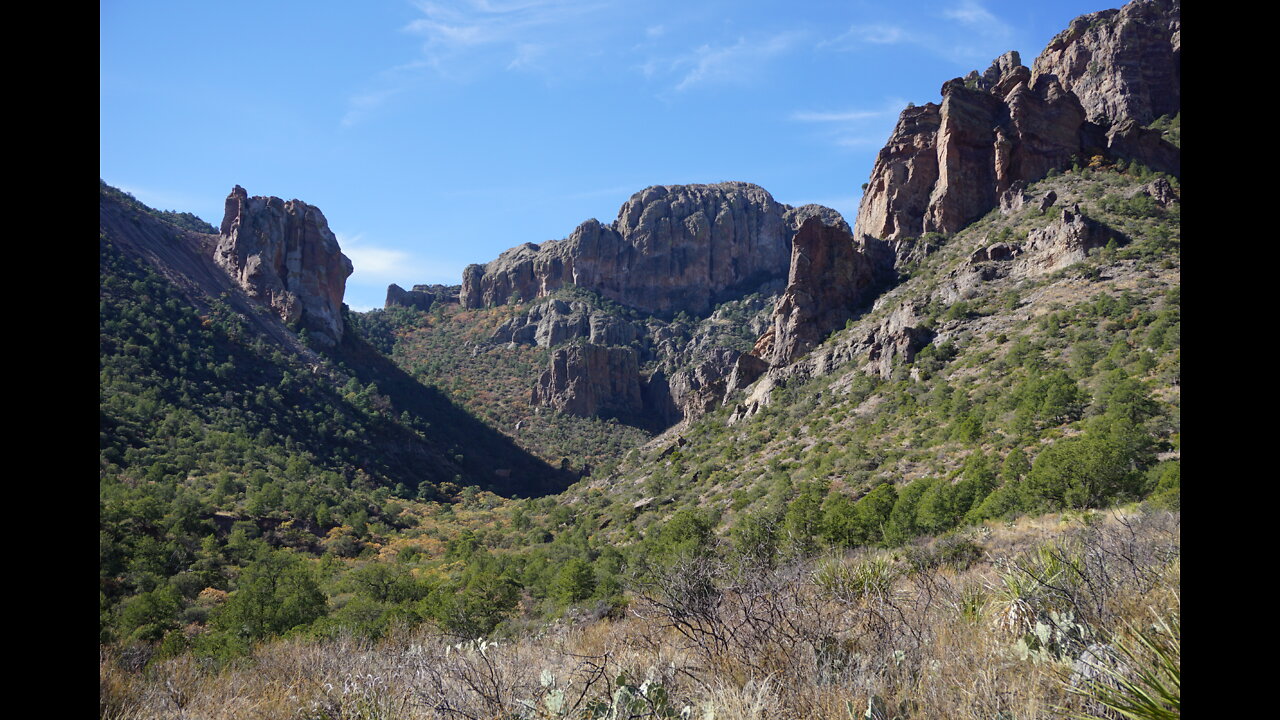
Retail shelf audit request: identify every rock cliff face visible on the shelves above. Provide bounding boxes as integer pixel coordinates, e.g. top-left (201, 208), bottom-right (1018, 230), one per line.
top-left (215, 186), bottom-right (353, 347)
top-left (386, 284), bottom-right (436, 311)
top-left (453, 1), bottom-right (1180, 432)
top-left (459, 182), bottom-right (854, 426)
top-left (853, 52), bottom-right (1091, 244)
top-left (530, 344), bottom-right (644, 418)
top-left (854, 0), bottom-right (1179, 248)
top-left (1031, 0), bottom-right (1179, 128)
top-left (491, 299), bottom-right (638, 348)
top-left (463, 183), bottom-right (827, 316)
top-left (664, 349), bottom-right (769, 421)
top-left (516, 295), bottom-right (777, 425)
top-left (764, 217), bottom-right (884, 367)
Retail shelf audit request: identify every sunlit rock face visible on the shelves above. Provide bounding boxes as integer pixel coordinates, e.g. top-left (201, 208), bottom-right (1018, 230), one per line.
top-left (462, 182), bottom-right (838, 317)
top-left (854, 0), bottom-right (1180, 248)
top-left (215, 185), bottom-right (353, 347)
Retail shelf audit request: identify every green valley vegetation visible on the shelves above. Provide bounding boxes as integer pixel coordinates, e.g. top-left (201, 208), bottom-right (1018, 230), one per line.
top-left (100, 153), bottom-right (1179, 717)
top-left (348, 299), bottom-right (653, 474)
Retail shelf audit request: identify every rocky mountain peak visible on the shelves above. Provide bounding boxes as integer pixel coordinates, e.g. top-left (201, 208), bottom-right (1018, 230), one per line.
top-left (1031, 0), bottom-right (1179, 128)
top-left (214, 186), bottom-right (353, 347)
top-left (461, 182), bottom-right (842, 317)
top-left (852, 0), bottom-right (1178, 249)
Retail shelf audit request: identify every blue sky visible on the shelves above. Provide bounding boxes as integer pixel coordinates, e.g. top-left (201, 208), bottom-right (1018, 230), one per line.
top-left (101, 0), bottom-right (1111, 311)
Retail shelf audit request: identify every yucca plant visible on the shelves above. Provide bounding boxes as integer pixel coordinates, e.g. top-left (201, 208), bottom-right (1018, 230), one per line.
top-left (989, 540), bottom-right (1083, 637)
top-left (1063, 613), bottom-right (1179, 719)
top-left (947, 580), bottom-right (989, 626)
top-left (814, 555), bottom-right (901, 604)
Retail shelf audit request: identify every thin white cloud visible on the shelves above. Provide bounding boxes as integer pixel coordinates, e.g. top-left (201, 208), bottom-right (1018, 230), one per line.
top-left (944, 0), bottom-right (1011, 37)
top-left (790, 97), bottom-right (909, 150)
top-left (404, 0), bottom-right (605, 67)
top-left (671, 32), bottom-right (802, 92)
top-left (342, 0), bottom-right (610, 125)
top-left (824, 23), bottom-right (910, 48)
top-left (346, 247), bottom-right (415, 279)
top-left (506, 42), bottom-right (547, 70)
top-left (790, 109), bottom-right (886, 123)
top-left (790, 98), bottom-right (909, 125)
top-left (342, 86), bottom-right (408, 127)
top-left (337, 232), bottom-right (463, 287)
top-left (821, 1), bottom-right (1017, 66)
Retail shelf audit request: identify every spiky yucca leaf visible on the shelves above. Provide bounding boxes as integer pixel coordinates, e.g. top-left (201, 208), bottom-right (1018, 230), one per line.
top-left (1064, 613), bottom-right (1179, 720)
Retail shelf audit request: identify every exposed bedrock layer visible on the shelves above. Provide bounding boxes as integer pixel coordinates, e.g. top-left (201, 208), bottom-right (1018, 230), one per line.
top-left (1031, 0), bottom-right (1179, 128)
top-left (530, 343), bottom-right (644, 419)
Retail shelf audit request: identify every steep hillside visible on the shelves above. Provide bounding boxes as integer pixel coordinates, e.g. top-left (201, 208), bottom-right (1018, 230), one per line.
top-left (358, 279), bottom-right (785, 471)
top-left (565, 165), bottom-right (1180, 547)
top-left (100, 182), bottom-right (572, 646)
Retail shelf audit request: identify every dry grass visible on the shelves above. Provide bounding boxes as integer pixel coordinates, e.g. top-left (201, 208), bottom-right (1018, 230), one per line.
top-left (102, 510), bottom-right (1178, 719)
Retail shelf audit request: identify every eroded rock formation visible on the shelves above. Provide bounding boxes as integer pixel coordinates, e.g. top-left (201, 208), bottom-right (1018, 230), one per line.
top-left (215, 186), bottom-right (353, 346)
top-left (1031, 0), bottom-right (1180, 128)
top-left (386, 284), bottom-right (436, 311)
top-left (1016, 204), bottom-right (1115, 276)
top-left (463, 183), bottom-right (832, 316)
top-left (765, 217), bottom-right (883, 367)
top-left (491, 299), bottom-right (638, 348)
top-left (854, 1), bottom-right (1179, 248)
top-left (459, 2), bottom-right (1181, 430)
top-left (853, 52), bottom-right (1091, 245)
top-left (665, 349), bottom-right (768, 420)
top-left (733, 299), bottom-right (935, 423)
top-left (530, 344), bottom-right (644, 418)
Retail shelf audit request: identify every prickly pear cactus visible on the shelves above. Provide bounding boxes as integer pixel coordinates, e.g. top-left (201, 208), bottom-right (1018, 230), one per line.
top-left (1015, 609), bottom-right (1091, 663)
